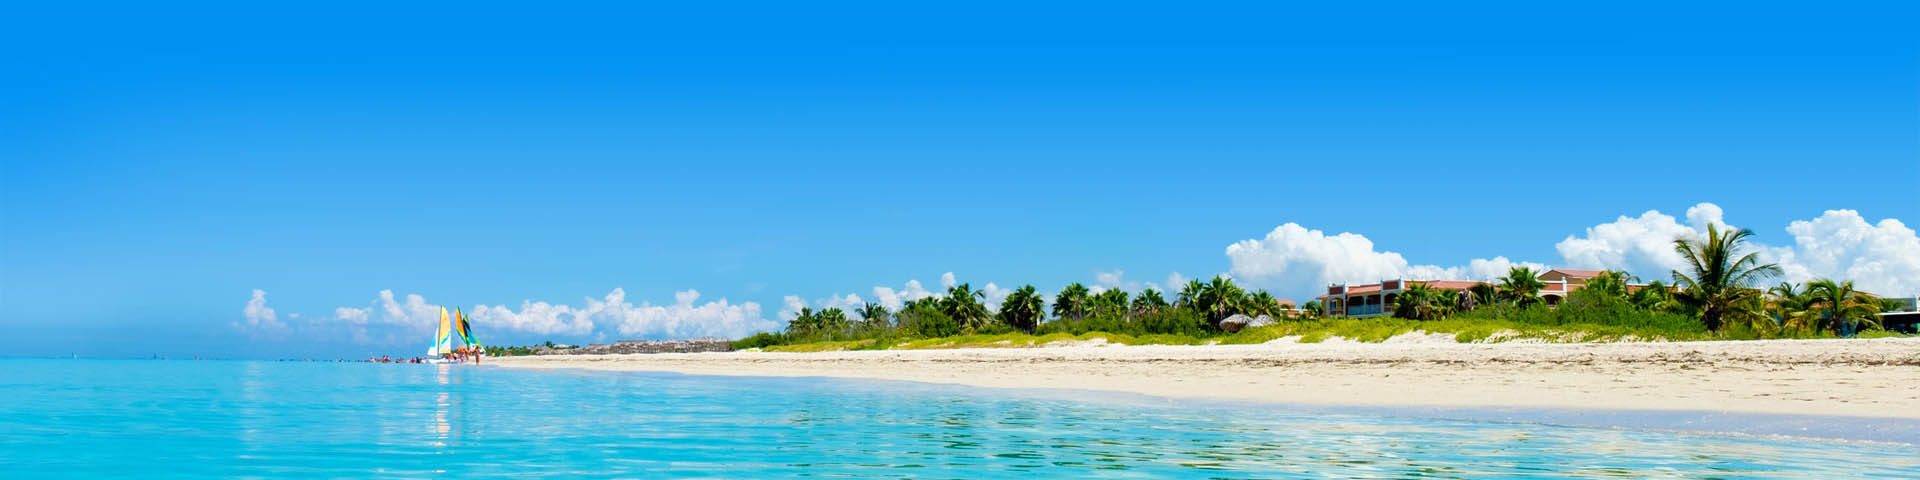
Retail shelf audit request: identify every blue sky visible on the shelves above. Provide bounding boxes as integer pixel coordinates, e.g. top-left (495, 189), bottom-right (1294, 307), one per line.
top-left (4, 1), bottom-right (1917, 358)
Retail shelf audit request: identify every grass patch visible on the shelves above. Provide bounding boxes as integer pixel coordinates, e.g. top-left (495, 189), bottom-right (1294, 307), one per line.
top-left (763, 339), bottom-right (874, 352)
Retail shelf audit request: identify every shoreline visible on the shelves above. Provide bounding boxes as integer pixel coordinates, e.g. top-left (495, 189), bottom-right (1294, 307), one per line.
top-left (493, 337), bottom-right (1920, 420)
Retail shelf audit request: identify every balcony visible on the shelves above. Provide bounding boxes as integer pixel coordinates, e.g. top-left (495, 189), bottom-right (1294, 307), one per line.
top-left (1344, 305), bottom-right (1384, 316)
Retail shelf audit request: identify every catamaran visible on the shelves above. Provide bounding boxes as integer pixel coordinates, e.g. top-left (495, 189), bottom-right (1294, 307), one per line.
top-left (426, 307), bottom-right (484, 363)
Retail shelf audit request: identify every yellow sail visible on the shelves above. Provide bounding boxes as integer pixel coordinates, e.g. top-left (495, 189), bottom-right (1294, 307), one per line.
top-left (427, 307), bottom-right (453, 356)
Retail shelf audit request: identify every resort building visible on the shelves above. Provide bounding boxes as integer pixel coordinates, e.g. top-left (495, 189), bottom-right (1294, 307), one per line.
top-left (1319, 269), bottom-right (1608, 318)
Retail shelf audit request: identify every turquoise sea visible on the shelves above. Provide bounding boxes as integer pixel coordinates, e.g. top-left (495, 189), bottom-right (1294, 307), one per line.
top-left (2, 359), bottom-right (1914, 478)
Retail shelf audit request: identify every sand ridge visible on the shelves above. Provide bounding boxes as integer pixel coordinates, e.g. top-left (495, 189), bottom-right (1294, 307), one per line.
top-left (493, 337), bottom-right (1920, 419)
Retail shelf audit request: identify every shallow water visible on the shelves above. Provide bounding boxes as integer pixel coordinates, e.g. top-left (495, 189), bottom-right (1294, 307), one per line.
top-left (2, 359), bottom-right (1913, 478)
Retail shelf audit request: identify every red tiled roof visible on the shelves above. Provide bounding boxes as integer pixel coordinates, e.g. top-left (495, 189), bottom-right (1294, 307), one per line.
top-left (1546, 269), bottom-right (1606, 279)
top-left (1413, 280), bottom-right (1483, 290)
top-left (1274, 298), bottom-right (1298, 307)
top-left (1345, 285), bottom-right (1381, 294)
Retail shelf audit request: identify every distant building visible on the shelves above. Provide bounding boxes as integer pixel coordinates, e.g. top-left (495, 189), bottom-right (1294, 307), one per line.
top-left (1318, 269), bottom-right (1614, 318)
top-left (1880, 296), bottom-right (1919, 333)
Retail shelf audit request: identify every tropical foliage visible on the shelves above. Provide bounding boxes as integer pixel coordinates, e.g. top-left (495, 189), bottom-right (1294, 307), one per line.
top-left (738, 235), bottom-right (1899, 350)
top-left (1053, 283), bottom-right (1091, 320)
top-left (1497, 266), bottom-right (1547, 307)
top-left (997, 285), bottom-right (1045, 333)
top-left (1671, 224), bottom-right (1781, 331)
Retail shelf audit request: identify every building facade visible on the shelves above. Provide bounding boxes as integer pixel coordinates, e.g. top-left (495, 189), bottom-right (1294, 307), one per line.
top-left (1319, 269), bottom-right (1607, 318)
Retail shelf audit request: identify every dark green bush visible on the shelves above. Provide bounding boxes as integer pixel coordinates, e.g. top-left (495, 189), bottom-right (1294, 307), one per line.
top-left (731, 332), bottom-right (786, 350)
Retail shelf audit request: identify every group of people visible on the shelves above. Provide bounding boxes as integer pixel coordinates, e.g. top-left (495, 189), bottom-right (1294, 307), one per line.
top-left (361, 347), bottom-right (484, 364)
top-left (444, 347), bottom-right (484, 364)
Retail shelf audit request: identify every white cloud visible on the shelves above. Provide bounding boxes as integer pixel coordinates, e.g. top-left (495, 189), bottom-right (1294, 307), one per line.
top-left (468, 298), bottom-right (592, 337)
top-left (1092, 269), bottom-right (1155, 294)
top-left (1230, 203), bottom-right (1920, 300)
top-left (591, 288), bottom-right (772, 339)
top-left (1775, 210), bottom-right (1919, 295)
top-left (1552, 204), bottom-right (1920, 295)
top-left (1166, 272), bottom-right (1189, 291)
top-left (234, 289), bottom-right (286, 337)
top-left (981, 282), bottom-right (1013, 312)
top-left (778, 295), bottom-right (808, 321)
top-left (342, 290), bottom-right (446, 345)
top-left (1553, 206), bottom-right (1712, 277)
top-left (940, 272), bottom-right (957, 289)
top-left (1225, 223), bottom-right (1537, 298)
top-left (473, 288), bottom-right (771, 339)
top-left (872, 279), bottom-right (937, 311)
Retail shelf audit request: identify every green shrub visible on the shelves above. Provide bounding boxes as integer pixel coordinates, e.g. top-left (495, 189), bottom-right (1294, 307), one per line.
top-left (731, 332), bottom-right (786, 350)
top-left (899, 307), bottom-right (961, 338)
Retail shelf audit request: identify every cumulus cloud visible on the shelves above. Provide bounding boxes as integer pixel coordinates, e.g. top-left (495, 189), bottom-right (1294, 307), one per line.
top-left (1225, 224), bottom-right (1544, 297)
top-left (591, 288), bottom-right (771, 338)
top-left (981, 282), bottom-right (1013, 312)
top-left (1553, 205), bottom-right (1722, 277)
top-left (1088, 269), bottom-right (1183, 295)
top-left (327, 290), bottom-right (445, 345)
top-left (1555, 204), bottom-right (1920, 295)
top-left (466, 288), bottom-right (773, 339)
top-left (1776, 210), bottom-right (1920, 295)
top-left (872, 279), bottom-right (937, 311)
top-left (234, 289), bottom-right (287, 337)
top-left (1229, 203), bottom-right (1920, 299)
top-left (468, 298), bottom-right (592, 338)
top-left (778, 295), bottom-right (808, 321)
top-left (940, 272), bottom-right (957, 289)
top-left (240, 287), bottom-right (775, 349)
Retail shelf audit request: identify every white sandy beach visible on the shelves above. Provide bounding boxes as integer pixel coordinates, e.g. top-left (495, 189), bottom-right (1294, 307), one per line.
top-left (494, 337), bottom-right (1920, 419)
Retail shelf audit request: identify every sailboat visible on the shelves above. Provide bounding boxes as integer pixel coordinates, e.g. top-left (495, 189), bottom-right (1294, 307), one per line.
top-left (426, 307), bottom-right (482, 362)
top-left (457, 308), bottom-right (482, 353)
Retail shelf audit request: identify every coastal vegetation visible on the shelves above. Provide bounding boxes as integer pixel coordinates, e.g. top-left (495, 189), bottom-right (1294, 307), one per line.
top-left (734, 224), bottom-right (1906, 352)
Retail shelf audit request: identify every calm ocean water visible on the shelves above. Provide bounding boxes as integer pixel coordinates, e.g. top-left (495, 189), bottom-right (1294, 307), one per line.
top-left (2, 359), bottom-right (1913, 478)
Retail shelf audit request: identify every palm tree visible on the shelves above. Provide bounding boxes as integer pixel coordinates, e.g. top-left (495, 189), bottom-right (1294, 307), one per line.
top-left (941, 283), bottom-right (991, 331)
top-left (1433, 288), bottom-right (1460, 317)
top-left (1392, 283), bottom-right (1443, 321)
top-left (1091, 288), bottom-right (1130, 317)
top-left (1053, 283), bottom-right (1091, 320)
top-left (1245, 290), bottom-right (1281, 317)
top-left (1301, 300), bottom-right (1323, 317)
top-left (1468, 283), bottom-right (1499, 308)
top-left (1631, 280), bottom-right (1679, 312)
top-left (1497, 266), bottom-right (1547, 307)
top-left (1176, 280), bottom-right (1205, 310)
top-left (786, 307), bottom-right (818, 335)
top-left (1804, 279), bottom-right (1881, 335)
top-left (997, 285), bottom-right (1045, 332)
top-left (1132, 288), bottom-right (1169, 315)
top-left (857, 302), bottom-right (892, 329)
top-left (1196, 276), bottom-right (1247, 322)
top-left (817, 307), bottom-right (851, 332)
top-left (1766, 283), bottom-right (1815, 331)
top-left (1585, 271), bottom-right (1633, 299)
top-left (1671, 223), bottom-right (1781, 331)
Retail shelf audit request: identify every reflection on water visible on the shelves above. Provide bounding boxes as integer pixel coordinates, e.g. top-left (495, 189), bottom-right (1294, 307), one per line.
top-left (1, 359), bottom-right (1915, 478)
top-left (432, 364), bottom-right (451, 448)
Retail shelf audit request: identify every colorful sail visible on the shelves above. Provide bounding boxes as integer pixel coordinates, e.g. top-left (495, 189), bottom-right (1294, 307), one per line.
top-left (457, 308), bottom-right (481, 351)
top-left (427, 307), bottom-right (455, 356)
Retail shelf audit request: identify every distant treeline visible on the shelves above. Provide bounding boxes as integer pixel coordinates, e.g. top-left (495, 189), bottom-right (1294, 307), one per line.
top-left (737, 224), bottom-right (1904, 350)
